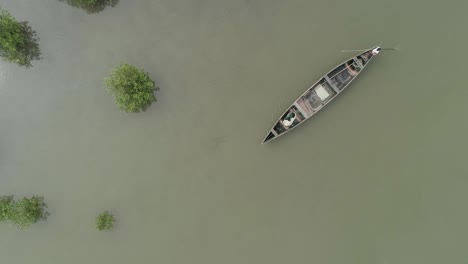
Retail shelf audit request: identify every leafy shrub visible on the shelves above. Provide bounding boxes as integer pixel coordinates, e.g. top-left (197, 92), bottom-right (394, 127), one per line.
top-left (59, 0), bottom-right (119, 14)
top-left (105, 63), bottom-right (157, 113)
top-left (0, 8), bottom-right (40, 67)
top-left (0, 196), bottom-right (48, 229)
top-left (0, 196), bottom-right (13, 221)
top-left (9, 196), bottom-right (48, 229)
top-left (96, 211), bottom-right (115, 230)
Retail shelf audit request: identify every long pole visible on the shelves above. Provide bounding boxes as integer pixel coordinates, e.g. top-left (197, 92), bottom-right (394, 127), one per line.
top-left (341, 45), bottom-right (399, 52)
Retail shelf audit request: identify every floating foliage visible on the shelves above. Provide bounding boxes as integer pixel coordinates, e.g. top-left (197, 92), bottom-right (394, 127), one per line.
top-left (96, 211), bottom-right (115, 231)
top-left (105, 63), bottom-right (157, 113)
top-left (59, 0), bottom-right (119, 14)
top-left (0, 8), bottom-right (40, 67)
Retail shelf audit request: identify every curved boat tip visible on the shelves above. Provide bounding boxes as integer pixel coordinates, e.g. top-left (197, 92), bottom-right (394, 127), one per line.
top-left (261, 131), bottom-right (276, 144)
top-left (372, 46), bottom-right (382, 54)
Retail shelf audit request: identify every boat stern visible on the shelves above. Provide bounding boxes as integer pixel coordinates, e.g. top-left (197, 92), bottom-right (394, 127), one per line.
top-left (261, 131), bottom-right (276, 144)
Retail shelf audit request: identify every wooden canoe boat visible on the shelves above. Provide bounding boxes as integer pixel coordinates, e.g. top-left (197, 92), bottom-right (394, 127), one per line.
top-left (261, 46), bottom-right (381, 144)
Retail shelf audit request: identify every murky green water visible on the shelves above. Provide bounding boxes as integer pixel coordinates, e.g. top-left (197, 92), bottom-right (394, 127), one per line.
top-left (1, 0), bottom-right (467, 263)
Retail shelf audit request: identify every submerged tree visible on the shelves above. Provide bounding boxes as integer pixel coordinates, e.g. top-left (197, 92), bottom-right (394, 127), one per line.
top-left (0, 196), bottom-right (48, 229)
top-left (0, 8), bottom-right (40, 67)
top-left (59, 0), bottom-right (119, 14)
top-left (105, 63), bottom-right (157, 113)
top-left (96, 211), bottom-right (115, 231)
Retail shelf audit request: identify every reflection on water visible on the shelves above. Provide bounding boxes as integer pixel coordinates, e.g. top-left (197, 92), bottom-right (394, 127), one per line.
top-left (17, 21), bottom-right (41, 67)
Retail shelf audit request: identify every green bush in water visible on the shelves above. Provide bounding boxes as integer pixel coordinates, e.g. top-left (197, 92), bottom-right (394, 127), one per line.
top-left (0, 196), bottom-right (14, 221)
top-left (105, 63), bottom-right (157, 113)
top-left (59, 0), bottom-right (119, 13)
top-left (0, 8), bottom-right (40, 67)
top-left (0, 196), bottom-right (48, 229)
top-left (96, 211), bottom-right (115, 230)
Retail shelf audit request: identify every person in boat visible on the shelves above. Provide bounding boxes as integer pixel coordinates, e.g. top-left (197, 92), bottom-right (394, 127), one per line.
top-left (371, 47), bottom-right (381, 55)
top-left (281, 112), bottom-right (296, 127)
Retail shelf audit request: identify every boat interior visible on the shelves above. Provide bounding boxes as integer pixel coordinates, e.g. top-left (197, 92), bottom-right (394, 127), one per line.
top-left (296, 79), bottom-right (337, 117)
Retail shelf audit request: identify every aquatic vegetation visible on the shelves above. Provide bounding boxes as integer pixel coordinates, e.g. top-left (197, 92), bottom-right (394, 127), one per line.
top-left (59, 0), bottom-right (119, 14)
top-left (0, 8), bottom-right (40, 67)
top-left (0, 196), bottom-right (14, 221)
top-left (105, 63), bottom-right (157, 113)
top-left (0, 196), bottom-right (48, 229)
top-left (96, 211), bottom-right (115, 230)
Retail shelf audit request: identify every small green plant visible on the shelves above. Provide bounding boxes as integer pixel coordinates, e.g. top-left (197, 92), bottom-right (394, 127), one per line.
top-left (0, 8), bottom-right (40, 67)
top-left (59, 0), bottom-right (119, 14)
top-left (96, 211), bottom-right (115, 230)
top-left (0, 196), bottom-right (48, 229)
top-left (105, 63), bottom-right (157, 113)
